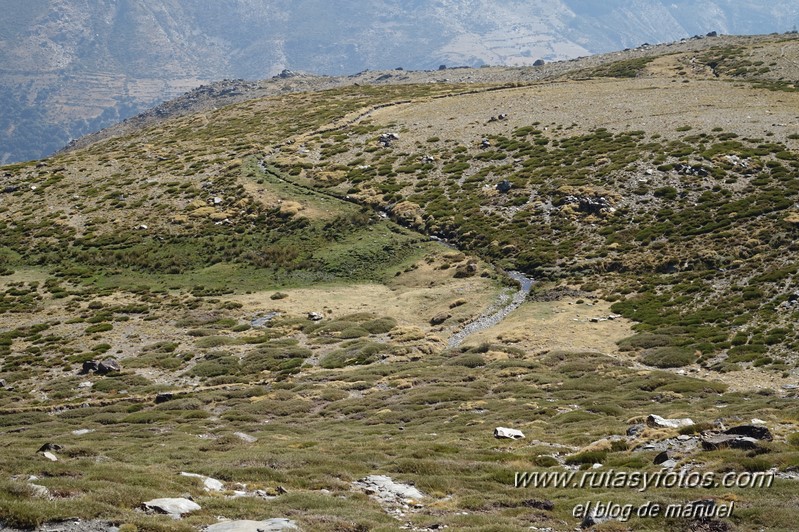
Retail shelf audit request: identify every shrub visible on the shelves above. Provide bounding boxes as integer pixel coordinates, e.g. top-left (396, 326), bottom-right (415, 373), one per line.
top-left (640, 347), bottom-right (695, 368)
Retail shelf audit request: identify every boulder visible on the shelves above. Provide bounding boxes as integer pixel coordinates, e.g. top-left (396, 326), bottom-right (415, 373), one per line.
top-left (533, 59), bottom-right (545, 67)
top-left (653, 451), bottom-right (670, 465)
top-left (37, 443), bottom-right (63, 453)
top-left (97, 359), bottom-right (121, 374)
top-left (41, 451), bottom-right (58, 462)
top-left (80, 360), bottom-right (99, 374)
top-left (205, 520), bottom-right (299, 532)
top-left (143, 497), bottom-right (201, 518)
top-left (155, 392), bottom-right (174, 404)
top-left (724, 425), bottom-right (772, 441)
top-left (494, 427), bottom-right (525, 440)
top-left (496, 180), bottom-right (512, 193)
top-left (701, 434), bottom-right (762, 451)
top-left (646, 414), bottom-right (694, 429)
top-left (307, 312), bottom-right (324, 321)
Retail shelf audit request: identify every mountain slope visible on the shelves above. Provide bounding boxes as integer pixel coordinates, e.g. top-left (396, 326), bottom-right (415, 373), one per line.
top-left (2, 0), bottom-right (799, 163)
top-left (1, 34), bottom-right (799, 531)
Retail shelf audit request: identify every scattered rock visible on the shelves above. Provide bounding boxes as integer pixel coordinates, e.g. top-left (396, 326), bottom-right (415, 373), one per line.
top-left (379, 132), bottom-right (400, 147)
top-left (275, 69), bottom-right (298, 79)
top-left (646, 414), bottom-right (694, 429)
top-left (353, 474), bottom-right (424, 505)
top-left (626, 423), bottom-right (644, 437)
top-left (97, 359), bottom-right (121, 374)
top-left (523, 499), bottom-right (554, 510)
top-left (252, 311), bottom-right (280, 327)
top-left (28, 482), bottom-right (51, 499)
top-left (494, 427), bottom-right (525, 439)
top-left (429, 312), bottom-right (451, 325)
top-left (181, 472), bottom-right (225, 492)
top-left (581, 511), bottom-right (613, 529)
top-left (205, 519), bottom-right (299, 532)
top-left (653, 451), bottom-right (670, 464)
top-left (80, 360), bottom-right (99, 374)
top-left (155, 392), bottom-right (174, 404)
top-left (496, 180), bottom-right (511, 193)
top-left (142, 497), bottom-right (201, 518)
top-left (701, 434), bottom-right (762, 451)
top-left (234, 432), bottom-right (258, 443)
top-left (561, 194), bottom-right (614, 215)
top-left (674, 162), bottom-right (709, 177)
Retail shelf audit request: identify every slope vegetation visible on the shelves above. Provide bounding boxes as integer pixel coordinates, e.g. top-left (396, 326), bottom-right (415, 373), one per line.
top-left (0, 34), bottom-right (798, 532)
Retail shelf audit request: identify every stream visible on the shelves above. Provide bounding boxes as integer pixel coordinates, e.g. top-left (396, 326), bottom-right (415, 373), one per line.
top-left (256, 159), bottom-right (534, 349)
top-left (447, 271), bottom-right (534, 348)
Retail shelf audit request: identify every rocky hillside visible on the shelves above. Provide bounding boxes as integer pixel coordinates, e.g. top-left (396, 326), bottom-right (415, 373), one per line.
top-left (2, 0), bottom-right (798, 163)
top-left (0, 33), bottom-right (798, 531)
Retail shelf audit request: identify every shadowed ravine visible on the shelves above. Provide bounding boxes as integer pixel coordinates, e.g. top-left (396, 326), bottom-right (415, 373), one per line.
top-left (448, 271), bottom-right (533, 348)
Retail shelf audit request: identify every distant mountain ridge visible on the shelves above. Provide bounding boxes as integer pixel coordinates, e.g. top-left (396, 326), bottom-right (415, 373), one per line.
top-left (1, 0), bottom-right (797, 163)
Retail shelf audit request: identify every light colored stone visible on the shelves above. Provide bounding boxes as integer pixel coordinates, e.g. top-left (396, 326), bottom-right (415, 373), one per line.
top-left (234, 431), bottom-right (258, 443)
top-left (205, 519), bottom-right (299, 532)
top-left (354, 474), bottom-right (424, 504)
top-left (646, 414), bottom-right (694, 429)
top-left (42, 451), bottom-right (58, 462)
top-left (494, 427), bottom-right (525, 439)
top-left (181, 472), bottom-right (225, 492)
top-left (143, 497), bottom-right (201, 518)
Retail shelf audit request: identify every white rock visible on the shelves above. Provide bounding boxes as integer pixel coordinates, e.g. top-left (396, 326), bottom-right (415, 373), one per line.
top-left (181, 472), bottom-right (225, 492)
top-left (646, 414), bottom-right (694, 429)
top-left (205, 519), bottom-right (299, 532)
top-left (28, 483), bottom-right (51, 498)
top-left (353, 475), bottom-right (424, 503)
top-left (143, 497), bottom-right (201, 518)
top-left (42, 451), bottom-right (58, 462)
top-left (751, 418), bottom-right (767, 425)
top-left (72, 428), bottom-right (94, 436)
top-left (494, 427), bottom-right (525, 439)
